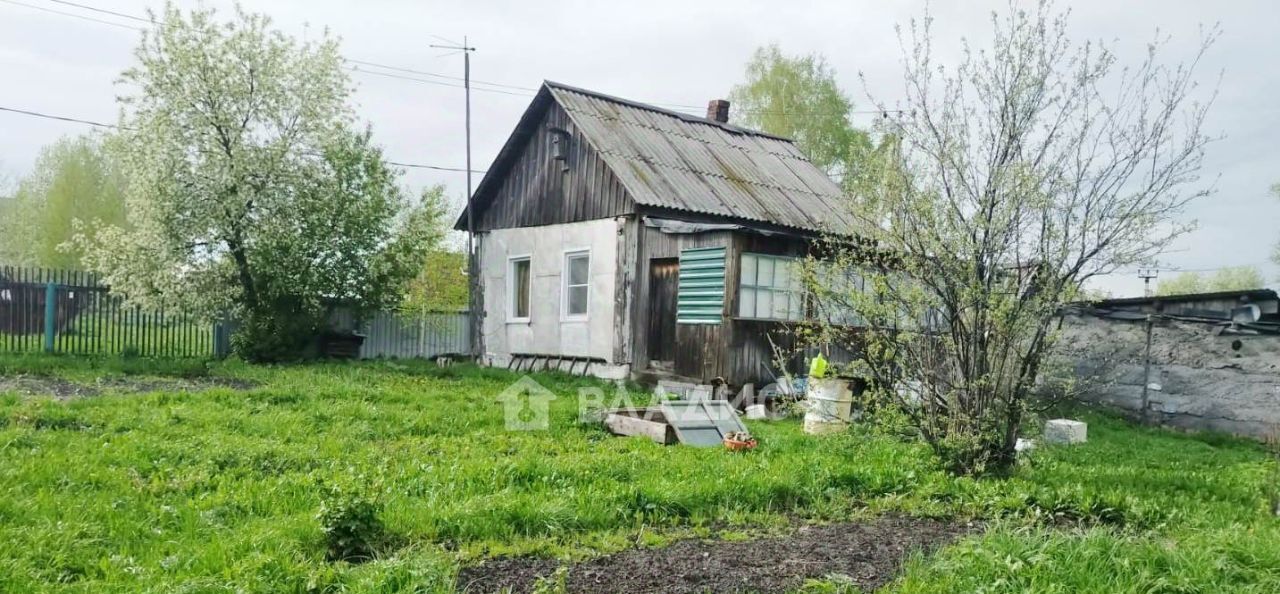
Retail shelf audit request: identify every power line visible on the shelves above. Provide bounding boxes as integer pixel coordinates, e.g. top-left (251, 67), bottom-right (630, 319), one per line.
top-left (18, 1), bottom-right (534, 94)
top-left (4, 0), bottom-right (542, 99)
top-left (0, 105), bottom-right (118, 128)
top-left (345, 59), bottom-right (538, 92)
top-left (0, 104), bottom-right (483, 173)
top-left (7, 0), bottom-right (897, 118)
top-left (45, 0), bottom-right (148, 22)
top-left (0, 0), bottom-right (142, 30)
top-left (388, 160), bottom-right (484, 174)
top-left (1112, 261), bottom-right (1275, 275)
top-left (346, 67), bottom-right (532, 97)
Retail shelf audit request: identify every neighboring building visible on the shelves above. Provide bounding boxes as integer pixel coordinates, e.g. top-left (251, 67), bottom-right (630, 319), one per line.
top-left (457, 82), bottom-right (854, 385)
top-left (1087, 289), bottom-right (1280, 324)
top-left (1059, 288), bottom-right (1280, 440)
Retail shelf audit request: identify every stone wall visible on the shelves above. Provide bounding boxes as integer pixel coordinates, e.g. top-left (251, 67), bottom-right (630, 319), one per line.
top-left (1057, 312), bottom-right (1280, 439)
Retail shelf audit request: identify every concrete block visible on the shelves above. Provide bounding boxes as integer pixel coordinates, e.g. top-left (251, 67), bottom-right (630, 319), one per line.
top-left (1044, 419), bottom-right (1087, 445)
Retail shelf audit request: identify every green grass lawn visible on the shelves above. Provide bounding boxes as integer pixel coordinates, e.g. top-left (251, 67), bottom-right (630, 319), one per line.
top-left (0, 355), bottom-right (1277, 593)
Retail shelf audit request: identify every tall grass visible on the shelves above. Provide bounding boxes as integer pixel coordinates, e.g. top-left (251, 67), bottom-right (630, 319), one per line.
top-left (0, 356), bottom-right (1276, 592)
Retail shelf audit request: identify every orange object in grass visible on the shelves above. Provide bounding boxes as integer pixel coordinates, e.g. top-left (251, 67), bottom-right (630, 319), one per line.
top-left (723, 437), bottom-right (758, 451)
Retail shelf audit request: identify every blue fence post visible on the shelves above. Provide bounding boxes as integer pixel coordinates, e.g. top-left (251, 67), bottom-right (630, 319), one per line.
top-left (43, 282), bottom-right (56, 353)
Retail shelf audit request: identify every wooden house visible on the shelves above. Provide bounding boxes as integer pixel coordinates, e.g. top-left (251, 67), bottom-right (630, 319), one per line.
top-left (458, 82), bottom-right (855, 386)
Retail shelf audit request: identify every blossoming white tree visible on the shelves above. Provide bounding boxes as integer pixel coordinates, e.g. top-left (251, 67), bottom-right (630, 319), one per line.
top-left (76, 5), bottom-right (444, 360)
top-left (806, 2), bottom-right (1217, 474)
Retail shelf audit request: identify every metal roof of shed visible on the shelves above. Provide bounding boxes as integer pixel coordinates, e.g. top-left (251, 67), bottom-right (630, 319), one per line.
top-left (546, 82), bottom-right (855, 234)
top-left (458, 81), bottom-right (855, 235)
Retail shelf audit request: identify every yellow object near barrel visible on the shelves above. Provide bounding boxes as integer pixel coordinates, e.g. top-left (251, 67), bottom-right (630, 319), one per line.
top-left (808, 353), bottom-right (828, 378)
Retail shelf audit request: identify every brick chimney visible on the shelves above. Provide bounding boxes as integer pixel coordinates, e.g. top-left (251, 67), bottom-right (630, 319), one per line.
top-left (706, 99), bottom-right (730, 123)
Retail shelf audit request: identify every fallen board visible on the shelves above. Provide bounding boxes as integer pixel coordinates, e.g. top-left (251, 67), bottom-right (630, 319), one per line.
top-left (660, 400), bottom-right (748, 447)
top-left (603, 408), bottom-right (676, 445)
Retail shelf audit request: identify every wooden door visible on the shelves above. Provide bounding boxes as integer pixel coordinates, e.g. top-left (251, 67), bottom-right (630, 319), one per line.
top-left (647, 258), bottom-right (678, 362)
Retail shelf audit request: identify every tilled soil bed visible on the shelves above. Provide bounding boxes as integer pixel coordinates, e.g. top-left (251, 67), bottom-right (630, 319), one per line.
top-left (456, 516), bottom-right (976, 593)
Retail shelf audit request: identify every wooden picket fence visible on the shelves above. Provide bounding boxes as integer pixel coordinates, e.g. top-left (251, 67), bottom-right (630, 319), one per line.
top-left (0, 265), bottom-right (220, 357)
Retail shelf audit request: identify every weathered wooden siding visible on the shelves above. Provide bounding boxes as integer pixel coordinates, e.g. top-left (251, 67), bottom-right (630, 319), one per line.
top-left (646, 258), bottom-right (679, 361)
top-left (612, 215), bottom-right (638, 365)
top-left (632, 226), bottom-right (733, 379)
top-left (474, 101), bottom-right (634, 231)
top-left (727, 318), bottom-right (802, 385)
top-left (632, 226), bottom-right (857, 386)
top-left (724, 233), bottom-right (810, 385)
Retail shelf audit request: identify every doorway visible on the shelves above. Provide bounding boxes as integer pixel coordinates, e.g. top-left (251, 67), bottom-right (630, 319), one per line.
top-left (647, 258), bottom-right (678, 364)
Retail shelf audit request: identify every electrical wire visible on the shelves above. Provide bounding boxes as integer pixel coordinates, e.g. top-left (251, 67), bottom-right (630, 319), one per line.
top-left (0, 104), bottom-right (484, 173)
top-left (44, 0), bottom-right (148, 22)
top-left (0, 0), bottom-right (143, 30)
top-left (6, 0), bottom-right (897, 118)
top-left (346, 67), bottom-right (532, 97)
top-left (0, 105), bottom-right (118, 128)
top-left (345, 59), bottom-right (538, 92)
top-left (7, 0), bottom-right (542, 98)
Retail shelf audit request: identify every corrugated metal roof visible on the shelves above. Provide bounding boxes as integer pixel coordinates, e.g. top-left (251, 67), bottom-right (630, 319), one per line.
top-left (546, 82), bottom-right (855, 235)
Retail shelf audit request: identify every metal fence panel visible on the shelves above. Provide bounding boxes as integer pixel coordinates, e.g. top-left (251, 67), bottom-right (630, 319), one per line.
top-left (332, 309), bottom-right (470, 360)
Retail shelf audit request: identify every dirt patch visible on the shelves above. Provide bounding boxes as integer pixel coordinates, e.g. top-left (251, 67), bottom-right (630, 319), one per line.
top-left (456, 516), bottom-right (976, 594)
top-left (0, 374), bottom-right (256, 399)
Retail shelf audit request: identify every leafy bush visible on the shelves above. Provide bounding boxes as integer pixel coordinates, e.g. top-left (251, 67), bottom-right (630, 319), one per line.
top-left (317, 485), bottom-right (389, 563)
top-left (231, 305), bottom-right (323, 363)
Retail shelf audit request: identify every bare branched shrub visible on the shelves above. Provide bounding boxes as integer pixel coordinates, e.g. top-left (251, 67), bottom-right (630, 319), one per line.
top-left (804, 1), bottom-right (1217, 474)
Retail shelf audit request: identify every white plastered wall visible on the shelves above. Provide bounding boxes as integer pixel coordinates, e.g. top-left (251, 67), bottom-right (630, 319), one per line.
top-left (478, 218), bottom-right (623, 375)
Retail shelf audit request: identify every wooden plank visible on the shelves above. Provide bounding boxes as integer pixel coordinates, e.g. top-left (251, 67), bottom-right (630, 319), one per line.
top-left (612, 216), bottom-right (637, 365)
top-left (604, 411), bottom-right (675, 445)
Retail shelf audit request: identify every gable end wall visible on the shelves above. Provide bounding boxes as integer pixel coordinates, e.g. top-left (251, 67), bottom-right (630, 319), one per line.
top-left (475, 101), bottom-right (635, 231)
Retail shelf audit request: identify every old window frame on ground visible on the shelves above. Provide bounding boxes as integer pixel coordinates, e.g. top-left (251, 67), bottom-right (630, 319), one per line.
top-left (738, 253), bottom-right (803, 321)
top-left (562, 248), bottom-right (590, 321)
top-left (508, 254), bottom-right (531, 323)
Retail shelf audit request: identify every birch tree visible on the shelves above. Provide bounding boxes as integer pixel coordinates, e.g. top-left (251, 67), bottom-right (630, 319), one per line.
top-left (730, 45), bottom-right (872, 181)
top-left (806, 2), bottom-right (1217, 474)
top-left (75, 4), bottom-right (442, 361)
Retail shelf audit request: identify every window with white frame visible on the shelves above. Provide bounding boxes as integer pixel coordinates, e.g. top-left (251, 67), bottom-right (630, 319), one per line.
top-left (509, 256), bottom-right (531, 321)
top-left (738, 253), bottom-right (803, 320)
top-left (563, 250), bottom-right (590, 318)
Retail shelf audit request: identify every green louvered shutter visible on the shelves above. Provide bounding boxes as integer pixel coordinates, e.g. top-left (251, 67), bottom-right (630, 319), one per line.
top-left (677, 247), bottom-right (726, 324)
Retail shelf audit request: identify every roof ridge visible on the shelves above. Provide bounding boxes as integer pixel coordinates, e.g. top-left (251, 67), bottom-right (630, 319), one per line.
top-left (559, 104), bottom-right (805, 159)
top-left (543, 80), bottom-right (795, 143)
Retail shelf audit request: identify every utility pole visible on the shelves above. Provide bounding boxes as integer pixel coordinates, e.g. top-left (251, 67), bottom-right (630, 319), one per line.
top-left (1136, 267), bottom-right (1159, 421)
top-left (1137, 267), bottom-right (1159, 297)
top-left (431, 37), bottom-right (480, 360)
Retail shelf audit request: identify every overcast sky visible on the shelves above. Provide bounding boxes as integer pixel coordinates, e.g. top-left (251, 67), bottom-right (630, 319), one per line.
top-left (2, 0), bottom-right (1276, 297)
